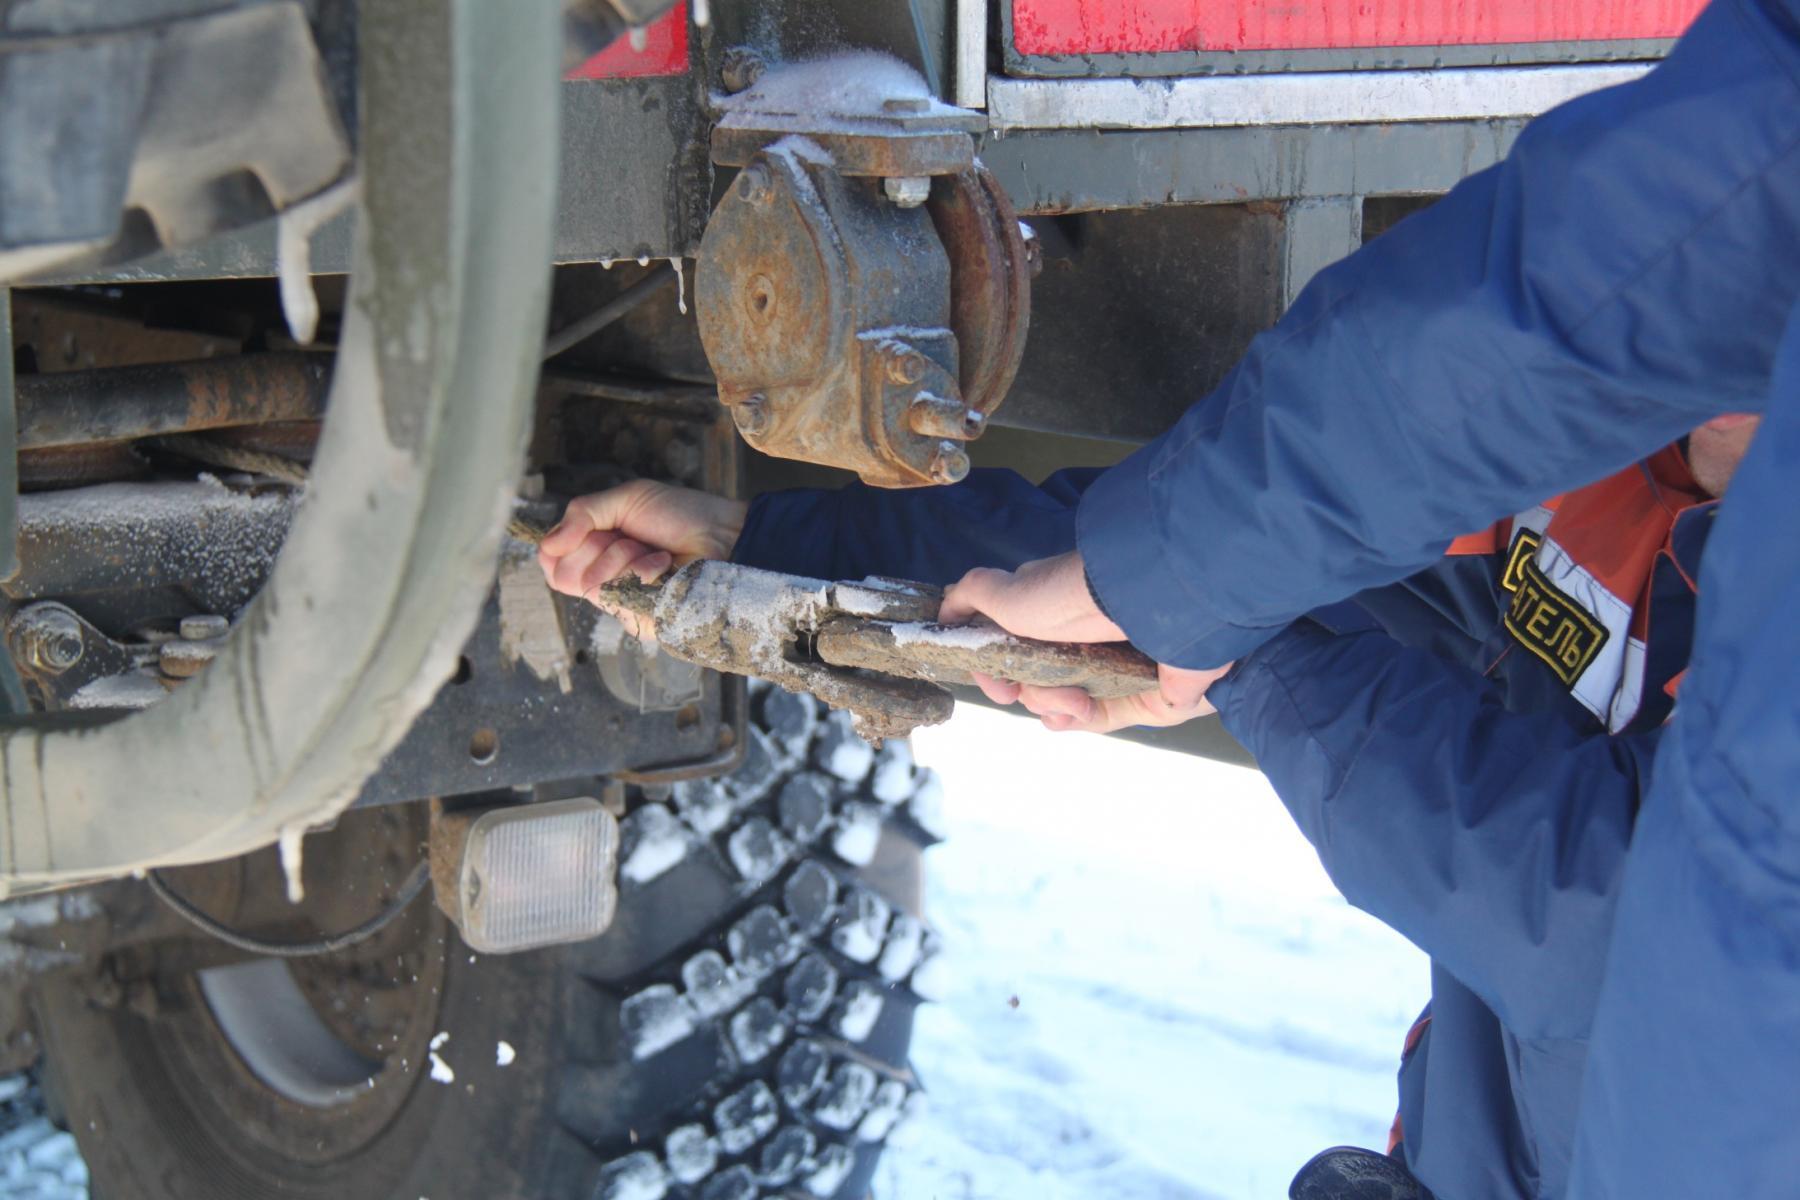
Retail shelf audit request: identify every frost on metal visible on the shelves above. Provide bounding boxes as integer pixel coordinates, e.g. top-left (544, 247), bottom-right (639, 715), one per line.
top-left (877, 913), bottom-right (925, 984)
top-left (833, 981), bottom-right (885, 1043)
top-left (804, 1142), bottom-right (857, 1197)
top-left (814, 711), bottom-right (875, 784)
top-left (596, 1150), bottom-right (668, 1200)
top-left (664, 1124), bottom-right (717, 1185)
top-left (621, 984), bottom-right (697, 1061)
top-left (726, 816), bottom-right (792, 884)
top-left (713, 1080), bottom-right (778, 1155)
top-left (727, 997), bottom-right (788, 1065)
top-left (811, 1061), bottom-right (878, 1131)
top-left (830, 888), bottom-right (891, 964)
top-left (619, 804), bottom-right (692, 885)
top-left (830, 802), bottom-right (884, 867)
top-left (857, 1079), bottom-right (911, 1143)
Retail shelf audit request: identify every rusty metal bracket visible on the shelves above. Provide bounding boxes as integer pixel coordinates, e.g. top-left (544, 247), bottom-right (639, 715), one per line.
top-left (600, 560), bottom-right (1155, 741)
top-left (697, 57), bottom-right (1030, 487)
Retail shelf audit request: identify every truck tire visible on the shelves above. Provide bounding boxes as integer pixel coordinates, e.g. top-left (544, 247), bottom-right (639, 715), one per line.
top-left (35, 684), bottom-right (946, 1200)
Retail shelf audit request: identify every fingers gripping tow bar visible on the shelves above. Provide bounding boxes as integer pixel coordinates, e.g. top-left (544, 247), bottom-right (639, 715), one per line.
top-left (596, 560), bottom-right (1158, 741)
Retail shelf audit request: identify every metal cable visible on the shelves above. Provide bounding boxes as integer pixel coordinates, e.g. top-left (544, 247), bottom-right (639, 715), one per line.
top-left (541, 265), bottom-right (677, 361)
top-left (146, 861), bottom-right (432, 958)
top-left (154, 434), bottom-right (312, 486)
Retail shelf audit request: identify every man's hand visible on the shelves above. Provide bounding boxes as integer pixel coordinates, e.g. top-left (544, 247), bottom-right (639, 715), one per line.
top-left (941, 550), bottom-right (1232, 732)
top-left (538, 480), bottom-right (747, 606)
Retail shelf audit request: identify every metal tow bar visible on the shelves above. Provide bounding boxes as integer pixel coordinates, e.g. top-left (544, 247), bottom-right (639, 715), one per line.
top-left (598, 560), bottom-right (1157, 741)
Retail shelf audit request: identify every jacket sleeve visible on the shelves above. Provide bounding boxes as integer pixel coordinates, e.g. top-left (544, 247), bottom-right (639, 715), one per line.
top-left (1209, 619), bottom-right (1655, 1040)
top-left (1570, 316), bottom-right (1800, 1199)
top-left (732, 467), bottom-right (1102, 585)
top-left (1078, 0), bottom-right (1800, 669)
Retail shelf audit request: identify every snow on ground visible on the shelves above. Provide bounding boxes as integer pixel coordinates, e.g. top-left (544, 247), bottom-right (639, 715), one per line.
top-left (878, 706), bottom-right (1429, 1200)
top-left (0, 1075), bottom-right (86, 1200)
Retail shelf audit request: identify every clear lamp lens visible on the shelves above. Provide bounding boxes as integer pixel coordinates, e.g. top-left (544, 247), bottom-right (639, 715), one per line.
top-left (459, 798), bottom-right (619, 954)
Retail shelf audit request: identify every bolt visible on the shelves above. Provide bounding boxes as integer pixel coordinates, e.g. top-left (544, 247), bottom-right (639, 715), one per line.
top-left (887, 348), bottom-right (926, 385)
top-left (883, 96), bottom-right (931, 114)
top-left (909, 392), bottom-right (971, 440)
top-left (179, 613), bottom-right (229, 641)
top-left (737, 163), bottom-right (775, 206)
top-left (929, 442), bottom-right (970, 485)
top-left (883, 176), bottom-right (931, 208)
top-left (962, 408), bottom-right (987, 439)
top-left (10, 605), bottom-right (85, 675)
top-left (733, 394), bottom-right (772, 437)
top-left (721, 45), bottom-right (767, 94)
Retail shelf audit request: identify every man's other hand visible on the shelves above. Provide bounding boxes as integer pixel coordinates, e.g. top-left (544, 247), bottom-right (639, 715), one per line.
top-left (942, 550), bottom-right (1232, 733)
top-left (538, 480), bottom-right (747, 604)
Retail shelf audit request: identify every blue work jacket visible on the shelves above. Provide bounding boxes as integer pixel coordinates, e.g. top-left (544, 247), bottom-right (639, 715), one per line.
top-left (733, 460), bottom-right (1694, 1200)
top-left (1056, 0), bottom-right (1800, 1194)
top-left (738, 0), bottom-right (1800, 1190)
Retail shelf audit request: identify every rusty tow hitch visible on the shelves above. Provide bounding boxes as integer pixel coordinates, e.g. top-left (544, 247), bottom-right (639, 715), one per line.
top-left (598, 560), bottom-right (1156, 742)
top-left (696, 54), bottom-right (1033, 488)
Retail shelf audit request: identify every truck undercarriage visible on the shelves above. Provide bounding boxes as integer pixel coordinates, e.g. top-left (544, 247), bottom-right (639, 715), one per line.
top-left (0, 0), bottom-right (1686, 1195)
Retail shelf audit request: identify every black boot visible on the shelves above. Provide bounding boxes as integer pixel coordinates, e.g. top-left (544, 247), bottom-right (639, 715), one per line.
top-left (1289, 1146), bottom-right (1433, 1200)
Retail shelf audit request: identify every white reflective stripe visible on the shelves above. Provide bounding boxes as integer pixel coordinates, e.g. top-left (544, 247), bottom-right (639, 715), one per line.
top-left (1513, 505), bottom-right (1556, 539)
top-left (1608, 636), bottom-right (1648, 733)
top-left (1530, 536), bottom-right (1634, 726)
top-left (986, 64), bottom-right (1650, 132)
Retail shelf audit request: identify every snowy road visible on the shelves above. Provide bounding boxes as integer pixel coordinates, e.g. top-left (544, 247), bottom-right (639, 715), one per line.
top-left (879, 707), bottom-right (1429, 1200)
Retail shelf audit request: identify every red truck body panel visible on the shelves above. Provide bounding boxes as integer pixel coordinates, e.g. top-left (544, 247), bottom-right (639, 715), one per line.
top-left (1013, 0), bottom-right (1704, 55)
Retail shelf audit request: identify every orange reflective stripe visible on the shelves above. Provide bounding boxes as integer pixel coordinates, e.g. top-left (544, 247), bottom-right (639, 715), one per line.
top-left (1446, 524), bottom-right (1505, 556)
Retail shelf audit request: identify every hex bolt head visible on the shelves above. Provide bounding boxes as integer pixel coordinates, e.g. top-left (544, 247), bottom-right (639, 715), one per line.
top-left (180, 613), bottom-right (230, 641)
top-left (10, 605), bottom-right (85, 675)
top-left (721, 46), bottom-right (766, 94)
top-left (929, 442), bottom-right (970, 485)
top-left (737, 163), bottom-right (775, 206)
top-left (883, 176), bottom-right (931, 208)
top-left (733, 394), bottom-right (772, 437)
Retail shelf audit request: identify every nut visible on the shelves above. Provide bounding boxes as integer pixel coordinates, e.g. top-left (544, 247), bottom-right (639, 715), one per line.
top-left (887, 348), bottom-right (926, 385)
top-left (733, 394), bottom-right (772, 438)
top-left (10, 605), bottom-right (85, 675)
top-left (179, 613), bottom-right (230, 641)
top-left (721, 46), bottom-right (766, 94)
top-left (883, 176), bottom-right (931, 208)
top-left (929, 442), bottom-right (970, 485)
top-left (737, 163), bottom-right (775, 206)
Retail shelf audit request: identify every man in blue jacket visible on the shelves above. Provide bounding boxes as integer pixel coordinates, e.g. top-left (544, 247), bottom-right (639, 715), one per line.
top-left (925, 0), bottom-right (1800, 1193)
top-left (538, 407), bottom-right (1752, 1200)
top-left (544, 0), bottom-right (1800, 1189)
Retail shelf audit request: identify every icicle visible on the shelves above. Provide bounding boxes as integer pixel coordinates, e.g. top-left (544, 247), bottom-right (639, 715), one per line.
top-left (600, 258), bottom-right (616, 270)
top-left (669, 257), bottom-right (687, 315)
top-left (636, 253), bottom-right (650, 267)
top-left (276, 179), bottom-right (357, 346)
top-left (628, 24), bottom-right (647, 51)
top-left (693, 0), bottom-right (711, 27)
top-left (279, 824), bottom-right (306, 903)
